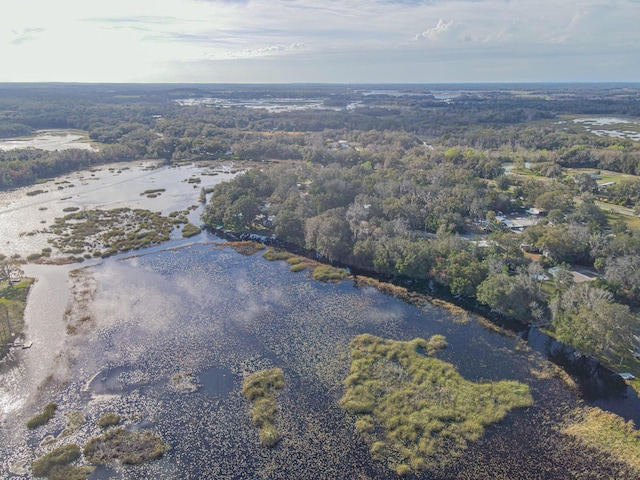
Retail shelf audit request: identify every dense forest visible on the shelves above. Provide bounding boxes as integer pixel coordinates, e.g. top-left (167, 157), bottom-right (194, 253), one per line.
top-left (2, 83), bottom-right (640, 376)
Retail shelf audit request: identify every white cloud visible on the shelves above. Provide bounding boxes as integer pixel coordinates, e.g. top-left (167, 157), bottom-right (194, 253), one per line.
top-left (414, 19), bottom-right (464, 42)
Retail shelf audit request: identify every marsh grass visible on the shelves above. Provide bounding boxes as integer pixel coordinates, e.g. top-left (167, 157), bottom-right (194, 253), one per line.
top-left (311, 265), bottom-right (348, 282)
top-left (353, 276), bottom-right (428, 307)
top-left (242, 368), bottom-right (284, 447)
top-left (31, 444), bottom-right (83, 477)
top-left (47, 208), bottom-right (176, 258)
top-left (83, 428), bottom-right (169, 465)
top-left (97, 412), bottom-right (122, 429)
top-left (26, 402), bottom-right (57, 429)
top-left (181, 223), bottom-right (201, 238)
top-left (263, 249), bottom-right (348, 282)
top-left (217, 241), bottom-right (265, 256)
top-left (340, 334), bottom-right (533, 476)
top-left (262, 248), bottom-right (293, 261)
top-left (562, 407), bottom-right (640, 473)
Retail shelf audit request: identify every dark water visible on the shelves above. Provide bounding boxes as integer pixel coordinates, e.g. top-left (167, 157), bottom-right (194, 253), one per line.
top-left (2, 242), bottom-right (639, 479)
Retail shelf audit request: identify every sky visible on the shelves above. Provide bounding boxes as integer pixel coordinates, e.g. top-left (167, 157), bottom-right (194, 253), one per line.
top-left (1, 0), bottom-right (639, 83)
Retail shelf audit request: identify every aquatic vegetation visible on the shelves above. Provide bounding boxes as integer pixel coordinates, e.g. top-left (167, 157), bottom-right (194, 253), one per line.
top-left (181, 223), bottom-right (201, 238)
top-left (312, 264), bottom-right (348, 283)
top-left (289, 262), bottom-right (306, 272)
top-left (262, 248), bottom-right (348, 282)
top-left (59, 411), bottom-right (85, 438)
top-left (97, 412), bottom-right (122, 429)
top-left (217, 241), bottom-right (265, 256)
top-left (562, 407), bottom-right (640, 473)
top-left (31, 444), bottom-right (92, 479)
top-left (47, 208), bottom-right (176, 257)
top-left (242, 368), bottom-right (284, 447)
top-left (340, 334), bottom-right (533, 476)
top-left (26, 402), bottom-right (58, 429)
top-left (353, 275), bottom-right (429, 307)
top-left (262, 248), bottom-right (292, 261)
top-left (83, 428), bottom-right (169, 465)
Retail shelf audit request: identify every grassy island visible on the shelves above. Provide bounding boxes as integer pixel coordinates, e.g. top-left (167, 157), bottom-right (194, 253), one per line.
top-left (242, 368), bottom-right (285, 447)
top-left (47, 208), bottom-right (181, 258)
top-left (340, 334), bottom-right (533, 476)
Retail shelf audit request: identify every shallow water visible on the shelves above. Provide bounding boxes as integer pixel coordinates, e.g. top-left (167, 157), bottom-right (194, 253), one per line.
top-left (2, 243), bottom-right (638, 479)
top-left (0, 161), bottom-right (235, 256)
top-left (0, 130), bottom-right (96, 152)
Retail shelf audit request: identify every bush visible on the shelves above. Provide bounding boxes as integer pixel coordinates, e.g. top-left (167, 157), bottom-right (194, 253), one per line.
top-left (26, 402), bottom-right (57, 429)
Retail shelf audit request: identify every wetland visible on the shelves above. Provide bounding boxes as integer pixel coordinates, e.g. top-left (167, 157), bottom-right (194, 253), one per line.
top-left (2, 83), bottom-right (640, 479)
top-left (1, 230), bottom-right (639, 478)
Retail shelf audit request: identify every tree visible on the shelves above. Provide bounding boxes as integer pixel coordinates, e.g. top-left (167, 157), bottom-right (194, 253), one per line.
top-left (551, 283), bottom-right (640, 364)
top-left (305, 208), bottom-right (352, 263)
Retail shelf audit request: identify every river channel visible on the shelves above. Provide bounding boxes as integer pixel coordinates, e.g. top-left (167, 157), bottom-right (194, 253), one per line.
top-left (1, 164), bottom-right (639, 479)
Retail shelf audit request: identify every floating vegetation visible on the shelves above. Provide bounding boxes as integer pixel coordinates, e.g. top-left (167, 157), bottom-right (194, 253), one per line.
top-left (47, 208), bottom-right (176, 257)
top-left (168, 372), bottom-right (200, 393)
top-left (26, 189), bottom-right (46, 196)
top-left (31, 444), bottom-right (93, 480)
top-left (26, 402), bottom-right (58, 429)
top-left (181, 223), bottom-right (201, 238)
top-left (217, 241), bottom-right (266, 256)
top-left (562, 407), bottom-right (640, 473)
top-left (97, 412), bottom-right (122, 429)
top-left (83, 428), bottom-right (169, 465)
top-left (242, 368), bottom-right (285, 447)
top-left (340, 334), bottom-right (533, 476)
